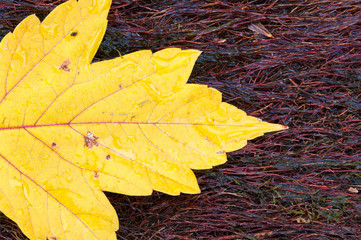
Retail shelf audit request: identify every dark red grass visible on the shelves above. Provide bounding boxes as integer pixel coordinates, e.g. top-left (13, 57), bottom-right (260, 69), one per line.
top-left (0, 0), bottom-right (360, 239)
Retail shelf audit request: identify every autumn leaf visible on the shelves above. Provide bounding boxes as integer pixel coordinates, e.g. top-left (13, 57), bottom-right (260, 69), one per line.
top-left (0, 0), bottom-right (286, 239)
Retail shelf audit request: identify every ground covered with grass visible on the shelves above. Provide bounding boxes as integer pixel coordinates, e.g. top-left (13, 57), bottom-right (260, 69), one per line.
top-left (0, 0), bottom-right (360, 239)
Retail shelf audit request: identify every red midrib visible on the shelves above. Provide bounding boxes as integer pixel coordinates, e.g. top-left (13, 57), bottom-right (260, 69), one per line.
top-left (0, 121), bottom-right (243, 131)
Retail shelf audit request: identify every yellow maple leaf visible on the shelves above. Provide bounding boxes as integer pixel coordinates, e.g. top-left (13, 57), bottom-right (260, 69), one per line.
top-left (0, 0), bottom-right (286, 239)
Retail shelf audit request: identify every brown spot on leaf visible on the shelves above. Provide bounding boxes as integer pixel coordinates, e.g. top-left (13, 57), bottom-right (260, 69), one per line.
top-left (94, 171), bottom-right (99, 178)
top-left (59, 59), bottom-right (71, 72)
top-left (106, 155), bottom-right (111, 160)
top-left (84, 131), bottom-right (99, 148)
top-left (51, 142), bottom-right (57, 148)
top-left (70, 31), bottom-right (78, 36)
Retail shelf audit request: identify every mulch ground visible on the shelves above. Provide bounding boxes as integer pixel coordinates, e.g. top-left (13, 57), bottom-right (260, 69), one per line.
top-left (0, 0), bottom-right (360, 239)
